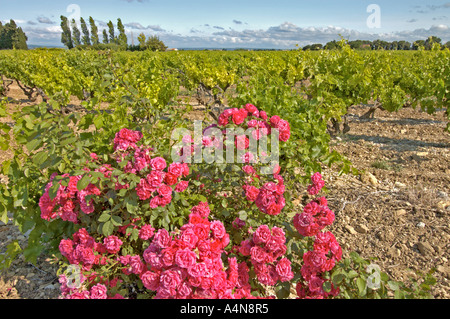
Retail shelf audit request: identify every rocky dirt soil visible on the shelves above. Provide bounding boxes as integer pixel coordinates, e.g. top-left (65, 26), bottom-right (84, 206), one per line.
top-left (0, 82), bottom-right (449, 299)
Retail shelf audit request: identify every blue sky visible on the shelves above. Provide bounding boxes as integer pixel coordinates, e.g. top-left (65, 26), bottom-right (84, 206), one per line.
top-left (1, 0), bottom-right (450, 48)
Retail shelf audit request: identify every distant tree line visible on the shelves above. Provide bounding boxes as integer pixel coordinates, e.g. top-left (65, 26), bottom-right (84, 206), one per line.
top-left (303, 36), bottom-right (450, 51)
top-left (60, 16), bottom-right (167, 51)
top-left (0, 20), bottom-right (28, 50)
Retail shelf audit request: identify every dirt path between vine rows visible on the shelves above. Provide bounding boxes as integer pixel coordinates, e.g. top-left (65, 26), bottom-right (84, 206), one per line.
top-left (0, 82), bottom-right (449, 299)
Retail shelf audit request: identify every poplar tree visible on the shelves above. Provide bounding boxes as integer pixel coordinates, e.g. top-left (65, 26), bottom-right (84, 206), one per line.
top-left (117, 18), bottom-right (128, 47)
top-left (107, 21), bottom-right (115, 44)
top-left (80, 17), bottom-right (91, 45)
top-left (89, 16), bottom-right (99, 45)
top-left (71, 19), bottom-right (81, 46)
top-left (102, 29), bottom-right (109, 44)
top-left (60, 15), bottom-right (73, 49)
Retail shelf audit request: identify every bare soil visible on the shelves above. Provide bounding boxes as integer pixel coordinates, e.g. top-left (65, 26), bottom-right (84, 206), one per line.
top-left (0, 82), bottom-right (449, 299)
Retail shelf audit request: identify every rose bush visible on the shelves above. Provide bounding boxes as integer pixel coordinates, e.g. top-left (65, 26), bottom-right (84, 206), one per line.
top-left (35, 103), bottom-right (431, 299)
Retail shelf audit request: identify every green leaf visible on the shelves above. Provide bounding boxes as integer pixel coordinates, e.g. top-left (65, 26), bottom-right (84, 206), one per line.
top-left (102, 221), bottom-right (114, 237)
top-left (111, 215), bottom-right (123, 226)
top-left (26, 138), bottom-right (42, 152)
top-left (77, 174), bottom-right (91, 191)
top-left (0, 202), bottom-right (8, 225)
top-left (238, 210), bottom-right (247, 221)
top-left (356, 277), bottom-right (367, 296)
top-left (275, 282), bottom-right (291, 299)
top-left (98, 212), bottom-right (111, 223)
top-left (387, 281), bottom-right (399, 291)
top-left (32, 151), bottom-right (48, 166)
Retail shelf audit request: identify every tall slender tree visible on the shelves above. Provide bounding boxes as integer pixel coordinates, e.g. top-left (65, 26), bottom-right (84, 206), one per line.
top-left (80, 17), bottom-right (91, 45)
top-left (117, 18), bottom-right (128, 47)
top-left (60, 15), bottom-right (73, 49)
top-left (71, 19), bottom-right (81, 46)
top-left (89, 16), bottom-right (99, 45)
top-left (102, 29), bottom-right (109, 44)
top-left (107, 21), bottom-right (115, 44)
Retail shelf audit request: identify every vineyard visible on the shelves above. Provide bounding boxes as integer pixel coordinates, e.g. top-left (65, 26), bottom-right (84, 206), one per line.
top-left (0, 40), bottom-right (449, 299)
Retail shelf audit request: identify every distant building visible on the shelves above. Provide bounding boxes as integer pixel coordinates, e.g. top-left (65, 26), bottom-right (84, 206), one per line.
top-left (166, 48), bottom-right (178, 51)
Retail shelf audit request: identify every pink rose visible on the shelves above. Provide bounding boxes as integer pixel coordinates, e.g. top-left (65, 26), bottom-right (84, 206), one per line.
top-left (175, 248), bottom-right (197, 269)
top-left (175, 180), bottom-right (189, 193)
top-left (103, 235), bottom-right (123, 254)
top-left (244, 185), bottom-right (260, 202)
top-left (210, 220), bottom-right (226, 239)
top-left (244, 103), bottom-right (258, 113)
top-left (154, 229), bottom-right (172, 249)
top-left (168, 163), bottom-right (184, 177)
top-left (140, 271), bottom-right (160, 291)
top-left (146, 170), bottom-right (164, 188)
top-left (157, 184), bottom-right (173, 197)
top-left (275, 258), bottom-right (294, 282)
top-left (150, 157), bottom-right (167, 171)
top-left (164, 172), bottom-right (178, 186)
top-left (90, 283), bottom-right (108, 299)
top-left (232, 109), bottom-right (248, 125)
top-left (250, 245), bottom-right (267, 264)
top-left (253, 225), bottom-right (271, 245)
top-left (139, 224), bottom-right (155, 240)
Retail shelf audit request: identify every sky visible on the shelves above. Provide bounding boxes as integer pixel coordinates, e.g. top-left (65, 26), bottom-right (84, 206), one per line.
top-left (1, 0), bottom-right (450, 49)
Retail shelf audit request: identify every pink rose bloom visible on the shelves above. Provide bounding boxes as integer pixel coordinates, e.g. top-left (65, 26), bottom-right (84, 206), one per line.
top-left (275, 258), bottom-right (294, 282)
top-left (271, 227), bottom-right (286, 245)
top-left (175, 180), bottom-right (189, 193)
top-left (180, 228), bottom-right (199, 249)
top-left (59, 239), bottom-right (74, 259)
top-left (308, 275), bottom-right (325, 294)
top-left (279, 130), bottom-right (291, 142)
top-left (250, 245), bottom-right (267, 264)
top-left (232, 109), bottom-right (248, 125)
top-left (253, 225), bottom-right (271, 245)
top-left (140, 271), bottom-right (160, 291)
top-left (218, 113), bottom-right (229, 126)
top-left (276, 119), bottom-right (290, 132)
top-left (210, 220), bottom-right (226, 239)
top-left (175, 248), bottom-right (197, 269)
top-left (157, 184), bottom-right (172, 197)
top-left (103, 235), bottom-right (123, 254)
top-left (247, 119), bottom-right (258, 128)
top-left (146, 170), bottom-right (164, 188)
top-left (244, 185), bottom-right (260, 202)
top-left (139, 224), bottom-right (155, 240)
top-left (188, 262), bottom-right (208, 278)
top-left (269, 115), bottom-right (281, 127)
top-left (90, 283), bottom-right (108, 299)
top-left (244, 103), bottom-right (258, 113)
top-left (311, 172), bottom-right (322, 184)
top-left (239, 240), bottom-right (252, 256)
top-left (190, 202), bottom-right (210, 218)
top-left (177, 282), bottom-right (192, 299)
top-left (260, 111), bottom-right (268, 120)
top-left (136, 178), bottom-right (154, 201)
top-left (168, 163), bottom-right (184, 177)
top-left (150, 157), bottom-right (167, 171)
top-left (153, 228), bottom-right (172, 249)
top-left (129, 255), bottom-right (145, 275)
top-left (304, 250), bottom-right (326, 272)
top-left (242, 165), bottom-right (256, 175)
top-left (235, 135), bottom-right (250, 150)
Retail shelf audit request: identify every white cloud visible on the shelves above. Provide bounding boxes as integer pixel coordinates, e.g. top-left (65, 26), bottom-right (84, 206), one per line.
top-left (22, 21), bottom-right (450, 48)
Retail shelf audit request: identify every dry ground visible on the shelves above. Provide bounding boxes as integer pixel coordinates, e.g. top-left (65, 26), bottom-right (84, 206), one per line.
top-left (0, 82), bottom-right (449, 299)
